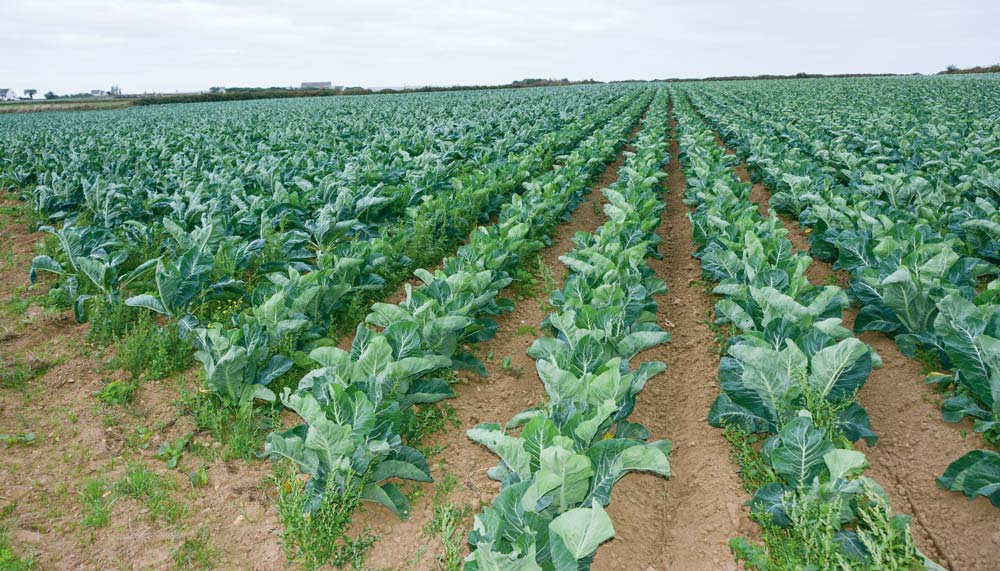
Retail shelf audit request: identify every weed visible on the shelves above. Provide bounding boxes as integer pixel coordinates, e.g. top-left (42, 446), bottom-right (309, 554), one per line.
top-left (721, 426), bottom-right (778, 494)
top-left (529, 257), bottom-right (560, 313)
top-left (732, 483), bottom-right (921, 571)
top-left (272, 462), bottom-right (378, 571)
top-left (913, 349), bottom-right (943, 375)
top-left (0, 530), bottom-right (35, 571)
top-left (4, 287), bottom-right (31, 316)
top-left (853, 485), bottom-right (922, 570)
top-left (112, 316), bottom-right (191, 380)
top-left (157, 435), bottom-right (190, 469)
top-left (423, 474), bottom-right (471, 571)
top-left (113, 462), bottom-right (187, 524)
top-left (698, 317), bottom-right (728, 355)
top-left (85, 303), bottom-right (192, 380)
top-left (0, 355), bottom-right (54, 390)
top-left (128, 425), bottom-right (155, 450)
top-left (187, 466), bottom-right (210, 489)
top-left (191, 297), bottom-right (244, 326)
top-left (93, 379), bottom-right (137, 406)
top-left (400, 403), bottom-right (460, 456)
top-left (0, 433), bottom-right (36, 447)
top-left (79, 478), bottom-right (111, 528)
top-left (515, 324), bottom-right (537, 337)
top-left (180, 389), bottom-right (269, 461)
top-left (85, 301), bottom-right (140, 345)
top-left (171, 525), bottom-right (219, 570)
top-left (500, 355), bottom-right (523, 377)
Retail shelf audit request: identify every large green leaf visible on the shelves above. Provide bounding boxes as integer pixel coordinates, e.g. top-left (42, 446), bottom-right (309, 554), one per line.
top-left (362, 482), bottom-right (411, 518)
top-left (548, 501), bottom-right (615, 564)
top-left (523, 445), bottom-right (592, 513)
top-left (125, 293), bottom-right (168, 315)
top-left (808, 338), bottom-right (872, 402)
top-left (881, 268), bottom-right (936, 334)
top-left (585, 438), bottom-right (671, 505)
top-left (937, 450), bottom-right (1000, 507)
top-left (467, 423), bottom-right (531, 480)
top-left (465, 543), bottom-right (542, 571)
top-left (29, 255), bottom-right (65, 282)
top-left (934, 294), bottom-right (997, 407)
top-left (767, 414), bottom-right (835, 487)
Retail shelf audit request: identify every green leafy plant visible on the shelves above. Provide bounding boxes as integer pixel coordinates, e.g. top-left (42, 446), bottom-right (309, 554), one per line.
top-left (157, 435), bottom-right (190, 469)
top-left (0, 433), bottom-right (36, 447)
top-left (94, 379), bottom-right (137, 406)
top-left (674, 91), bottom-right (940, 569)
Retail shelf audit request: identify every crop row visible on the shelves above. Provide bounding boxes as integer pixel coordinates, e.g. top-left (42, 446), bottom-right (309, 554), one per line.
top-left (260, 89), bottom-right (655, 521)
top-left (17, 86), bottom-right (625, 332)
top-left (17, 88), bottom-right (618, 320)
top-left (683, 78), bottom-right (1000, 507)
top-left (672, 91), bottom-right (944, 571)
top-left (461, 87), bottom-right (673, 570)
top-left (25, 87), bottom-right (646, 405)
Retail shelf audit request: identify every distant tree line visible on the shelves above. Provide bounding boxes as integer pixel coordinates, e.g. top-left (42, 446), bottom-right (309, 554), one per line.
top-left (612, 72), bottom-right (918, 84)
top-left (939, 63), bottom-right (1000, 75)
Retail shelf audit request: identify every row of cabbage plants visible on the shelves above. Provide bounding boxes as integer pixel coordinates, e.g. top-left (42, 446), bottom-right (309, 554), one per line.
top-left (260, 89), bottom-right (656, 519)
top-left (683, 79), bottom-right (1000, 507)
top-left (462, 88), bottom-right (673, 570)
top-left (3, 86), bottom-right (624, 238)
top-left (174, 89), bottom-right (652, 413)
top-left (27, 88), bottom-right (647, 406)
top-left (673, 92), bottom-right (944, 571)
top-left (21, 86), bottom-right (628, 331)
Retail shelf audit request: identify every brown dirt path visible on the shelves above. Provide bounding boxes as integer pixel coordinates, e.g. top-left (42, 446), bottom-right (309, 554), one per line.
top-left (358, 125), bottom-right (638, 571)
top-left (719, 140), bottom-right (1000, 571)
top-left (593, 103), bottom-right (754, 571)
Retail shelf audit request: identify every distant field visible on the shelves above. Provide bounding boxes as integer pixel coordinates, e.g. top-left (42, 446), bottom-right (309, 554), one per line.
top-left (1, 76), bottom-right (999, 571)
top-left (0, 98), bottom-right (133, 113)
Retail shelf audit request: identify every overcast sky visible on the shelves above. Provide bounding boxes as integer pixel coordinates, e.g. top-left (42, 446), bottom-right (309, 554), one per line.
top-left (1, 0), bottom-right (997, 94)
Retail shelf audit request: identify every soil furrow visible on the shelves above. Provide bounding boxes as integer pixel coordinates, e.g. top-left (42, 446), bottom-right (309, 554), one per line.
top-left (593, 102), bottom-right (754, 571)
top-left (357, 126), bottom-right (639, 571)
top-left (719, 138), bottom-right (1000, 571)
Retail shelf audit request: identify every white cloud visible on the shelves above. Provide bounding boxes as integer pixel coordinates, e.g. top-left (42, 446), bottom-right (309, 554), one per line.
top-left (0, 0), bottom-right (997, 94)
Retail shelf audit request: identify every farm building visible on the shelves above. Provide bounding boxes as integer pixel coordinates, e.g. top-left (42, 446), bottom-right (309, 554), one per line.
top-left (0, 88), bottom-right (18, 101)
top-left (300, 81), bottom-right (333, 89)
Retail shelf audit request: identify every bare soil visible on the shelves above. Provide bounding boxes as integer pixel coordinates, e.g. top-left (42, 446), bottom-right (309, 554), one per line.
top-left (722, 144), bottom-right (1000, 571)
top-left (592, 103), bottom-right (754, 571)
